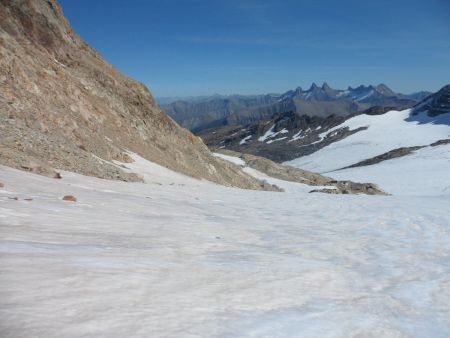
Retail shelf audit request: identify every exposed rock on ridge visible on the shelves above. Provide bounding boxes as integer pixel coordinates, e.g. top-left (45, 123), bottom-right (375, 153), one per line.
top-left (218, 150), bottom-right (387, 195)
top-left (0, 0), bottom-right (273, 190)
top-left (420, 84), bottom-right (450, 117)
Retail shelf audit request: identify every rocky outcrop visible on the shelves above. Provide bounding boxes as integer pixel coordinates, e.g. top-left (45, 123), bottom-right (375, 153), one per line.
top-left (218, 150), bottom-right (387, 195)
top-left (341, 146), bottom-right (424, 169)
top-left (0, 0), bottom-right (274, 190)
top-left (309, 181), bottom-right (387, 195)
top-left (224, 150), bottom-right (333, 186)
top-left (420, 85), bottom-right (450, 117)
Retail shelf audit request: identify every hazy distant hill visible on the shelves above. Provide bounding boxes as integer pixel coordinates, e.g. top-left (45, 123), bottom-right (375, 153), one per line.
top-left (160, 83), bottom-right (430, 132)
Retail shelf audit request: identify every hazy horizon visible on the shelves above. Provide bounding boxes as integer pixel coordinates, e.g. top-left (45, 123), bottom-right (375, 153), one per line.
top-left (60, 0), bottom-right (450, 97)
top-left (154, 82), bottom-right (431, 100)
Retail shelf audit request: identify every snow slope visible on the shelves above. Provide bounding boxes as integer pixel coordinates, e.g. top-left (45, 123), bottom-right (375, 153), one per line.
top-left (285, 109), bottom-right (450, 173)
top-left (1, 155), bottom-right (450, 337)
top-left (331, 143), bottom-right (450, 196)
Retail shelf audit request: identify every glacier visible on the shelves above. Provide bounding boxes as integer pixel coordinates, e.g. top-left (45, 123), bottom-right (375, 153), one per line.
top-left (0, 153), bottom-right (449, 337)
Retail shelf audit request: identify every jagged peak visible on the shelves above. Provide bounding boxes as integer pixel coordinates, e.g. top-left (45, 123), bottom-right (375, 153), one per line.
top-left (355, 84), bottom-right (369, 91)
top-left (309, 82), bottom-right (319, 91)
top-left (375, 83), bottom-right (394, 95)
top-left (322, 82), bottom-right (332, 90)
top-left (376, 83), bottom-right (390, 90)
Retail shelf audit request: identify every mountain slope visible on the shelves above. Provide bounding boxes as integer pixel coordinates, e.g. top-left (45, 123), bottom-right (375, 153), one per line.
top-left (162, 83), bottom-right (427, 132)
top-left (197, 106), bottom-right (395, 162)
top-left (330, 142), bottom-right (450, 196)
top-left (198, 86), bottom-right (449, 166)
top-left (285, 87), bottom-right (450, 173)
top-left (0, 0), bottom-right (273, 190)
top-left (282, 87), bottom-right (450, 195)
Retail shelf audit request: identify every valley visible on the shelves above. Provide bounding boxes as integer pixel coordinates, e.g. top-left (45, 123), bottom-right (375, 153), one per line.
top-left (1, 0), bottom-right (449, 337)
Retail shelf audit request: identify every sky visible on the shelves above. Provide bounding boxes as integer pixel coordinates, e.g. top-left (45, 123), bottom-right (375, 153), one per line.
top-left (59, 0), bottom-right (450, 97)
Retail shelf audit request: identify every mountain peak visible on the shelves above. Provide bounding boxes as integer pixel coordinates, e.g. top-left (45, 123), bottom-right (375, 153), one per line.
top-left (355, 85), bottom-right (368, 91)
top-left (375, 84), bottom-right (395, 96)
top-left (309, 82), bottom-right (319, 91)
top-left (322, 82), bottom-right (332, 90)
top-left (418, 84), bottom-right (450, 117)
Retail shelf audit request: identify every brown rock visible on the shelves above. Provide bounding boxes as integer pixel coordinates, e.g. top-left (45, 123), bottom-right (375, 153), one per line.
top-left (0, 0), bottom-right (269, 190)
top-left (62, 195), bottom-right (77, 202)
top-left (217, 149), bottom-right (387, 195)
top-left (0, 182), bottom-right (4, 188)
top-left (217, 149), bottom-right (332, 186)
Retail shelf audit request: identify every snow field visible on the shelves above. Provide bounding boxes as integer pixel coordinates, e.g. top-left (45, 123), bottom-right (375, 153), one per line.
top-left (1, 154), bottom-right (450, 337)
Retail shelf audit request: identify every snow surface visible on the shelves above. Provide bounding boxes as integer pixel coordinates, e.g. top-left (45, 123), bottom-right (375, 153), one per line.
top-left (239, 135), bottom-right (252, 145)
top-left (285, 109), bottom-right (450, 173)
top-left (331, 143), bottom-right (450, 196)
top-left (258, 124), bottom-right (276, 142)
top-left (1, 153), bottom-right (450, 337)
top-left (213, 152), bottom-right (246, 167)
top-left (266, 136), bottom-right (287, 144)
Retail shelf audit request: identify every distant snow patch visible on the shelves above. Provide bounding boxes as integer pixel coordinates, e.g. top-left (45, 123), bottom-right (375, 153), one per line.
top-left (239, 135), bottom-right (252, 145)
top-left (267, 137), bottom-right (288, 144)
top-left (258, 125), bottom-right (276, 142)
top-left (213, 153), bottom-right (245, 167)
top-left (258, 126), bottom-right (289, 143)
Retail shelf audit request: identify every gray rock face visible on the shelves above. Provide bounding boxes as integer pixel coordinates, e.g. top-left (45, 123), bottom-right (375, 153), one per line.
top-left (161, 83), bottom-right (426, 132)
top-left (0, 0), bottom-right (275, 190)
top-left (421, 85), bottom-right (450, 117)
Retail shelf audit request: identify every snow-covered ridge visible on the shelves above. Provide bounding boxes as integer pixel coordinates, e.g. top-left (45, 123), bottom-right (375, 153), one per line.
top-left (285, 108), bottom-right (450, 173)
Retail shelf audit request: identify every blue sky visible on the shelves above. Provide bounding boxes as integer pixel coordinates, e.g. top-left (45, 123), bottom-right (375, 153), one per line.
top-left (59, 0), bottom-right (450, 97)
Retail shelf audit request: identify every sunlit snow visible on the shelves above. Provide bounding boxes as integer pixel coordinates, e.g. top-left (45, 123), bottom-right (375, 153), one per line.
top-left (239, 135), bottom-right (252, 145)
top-left (285, 109), bottom-right (450, 173)
top-left (1, 152), bottom-right (450, 337)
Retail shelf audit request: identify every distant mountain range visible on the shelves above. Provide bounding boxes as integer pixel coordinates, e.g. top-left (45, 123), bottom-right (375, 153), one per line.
top-left (197, 85), bottom-right (449, 163)
top-left (159, 83), bottom-right (431, 132)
